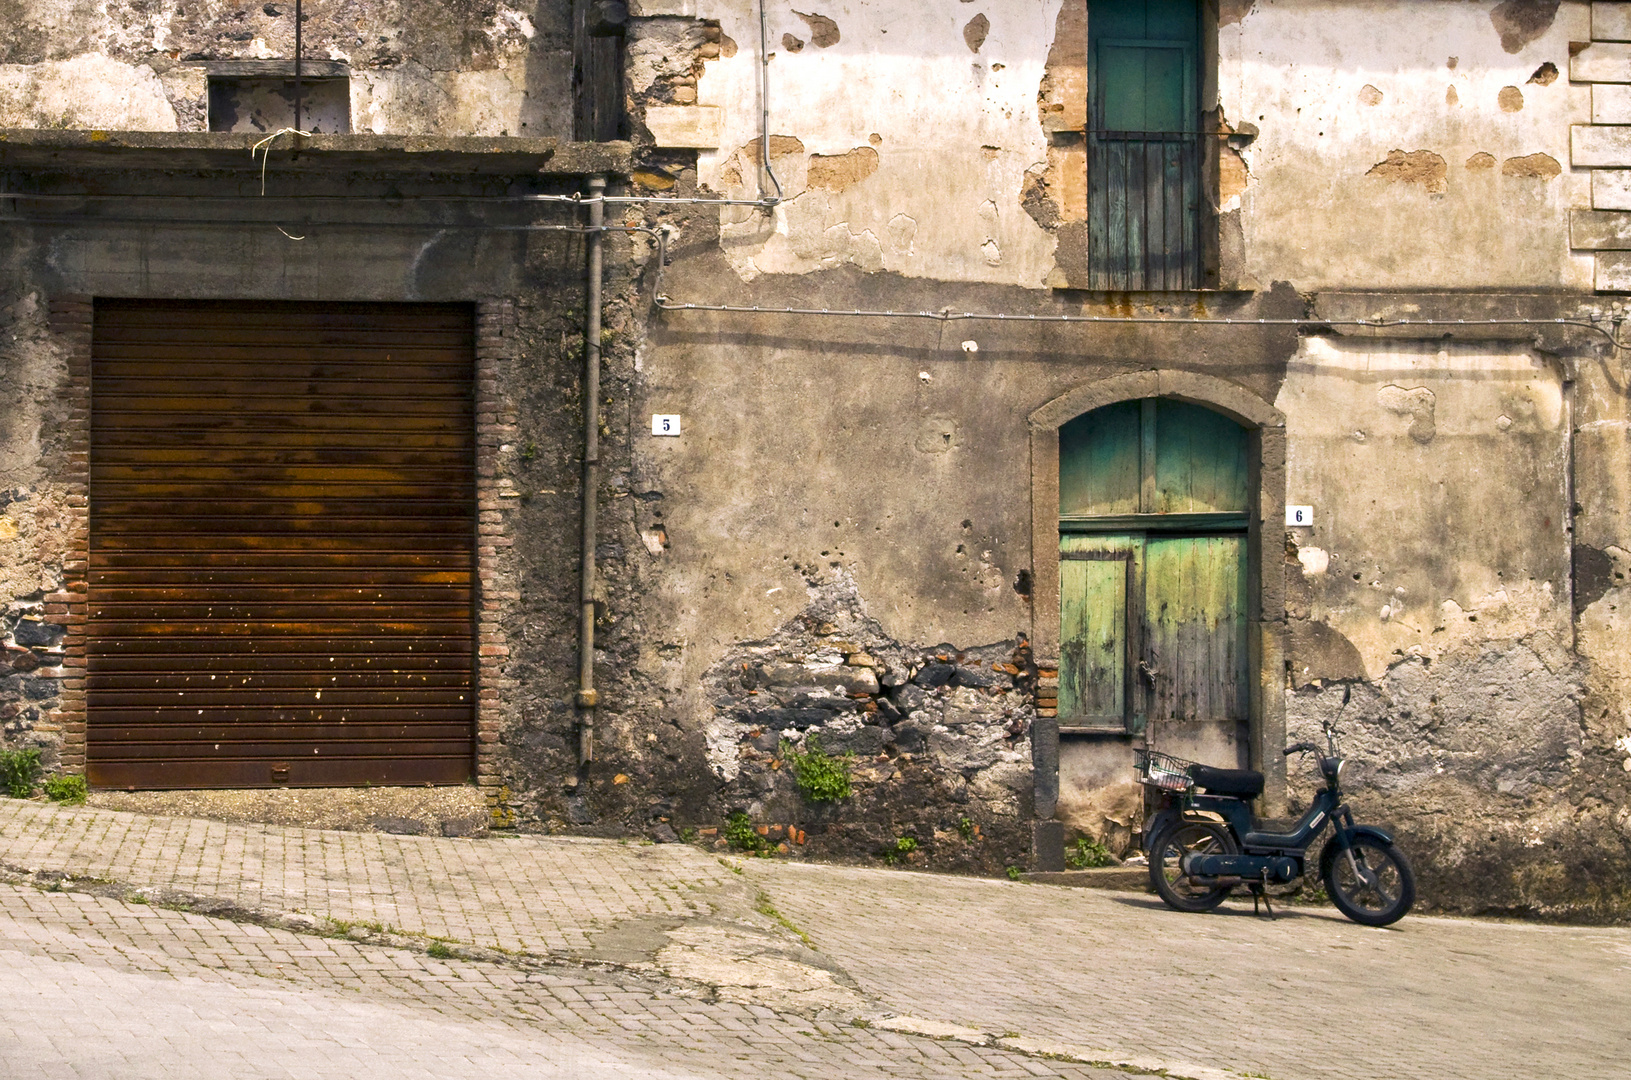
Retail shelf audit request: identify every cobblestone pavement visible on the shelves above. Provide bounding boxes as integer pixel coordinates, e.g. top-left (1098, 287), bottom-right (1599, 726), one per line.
top-left (4, 800), bottom-right (1629, 1080)
top-left (0, 799), bottom-right (729, 957)
top-left (0, 883), bottom-right (1131, 1080)
top-left (740, 859), bottom-right (1631, 1080)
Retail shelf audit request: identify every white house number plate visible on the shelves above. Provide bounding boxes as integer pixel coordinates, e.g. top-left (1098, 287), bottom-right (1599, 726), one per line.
top-left (651, 414), bottom-right (681, 436)
top-left (1286, 505), bottom-right (1314, 527)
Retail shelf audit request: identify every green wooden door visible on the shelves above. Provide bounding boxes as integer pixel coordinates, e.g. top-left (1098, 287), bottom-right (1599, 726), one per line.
top-left (1143, 534), bottom-right (1249, 723)
top-left (1059, 398), bottom-right (1249, 732)
top-left (1059, 534), bottom-right (1137, 725)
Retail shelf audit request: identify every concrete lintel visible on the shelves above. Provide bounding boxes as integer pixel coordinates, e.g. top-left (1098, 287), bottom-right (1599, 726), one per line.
top-left (202, 60), bottom-right (352, 78)
top-left (630, 0), bottom-right (696, 14)
top-left (1573, 209), bottom-right (1631, 249)
top-left (643, 106), bottom-right (724, 150)
top-left (1595, 2), bottom-right (1631, 43)
top-left (0, 129), bottom-right (634, 177)
top-left (1573, 42), bottom-right (1631, 83)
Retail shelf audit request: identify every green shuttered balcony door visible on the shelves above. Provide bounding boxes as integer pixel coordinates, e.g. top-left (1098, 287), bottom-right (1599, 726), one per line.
top-left (1087, 0), bottom-right (1202, 290)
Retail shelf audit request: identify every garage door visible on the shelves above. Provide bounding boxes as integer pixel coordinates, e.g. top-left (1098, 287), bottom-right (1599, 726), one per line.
top-left (87, 300), bottom-right (477, 788)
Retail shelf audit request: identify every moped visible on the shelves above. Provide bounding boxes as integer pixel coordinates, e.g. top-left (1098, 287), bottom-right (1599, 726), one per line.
top-left (1137, 722), bottom-right (1416, 926)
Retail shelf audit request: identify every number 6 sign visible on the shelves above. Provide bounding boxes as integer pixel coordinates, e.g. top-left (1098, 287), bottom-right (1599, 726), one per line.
top-left (1286, 505), bottom-right (1314, 527)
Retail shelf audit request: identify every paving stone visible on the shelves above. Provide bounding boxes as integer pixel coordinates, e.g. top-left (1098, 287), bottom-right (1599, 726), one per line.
top-left (739, 859), bottom-right (1631, 1080)
top-left (5, 799), bottom-right (1629, 1080)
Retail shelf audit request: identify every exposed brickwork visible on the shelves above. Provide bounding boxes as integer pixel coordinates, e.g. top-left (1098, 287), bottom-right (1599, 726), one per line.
top-left (41, 295), bottom-right (92, 773)
top-left (474, 299), bottom-right (519, 819)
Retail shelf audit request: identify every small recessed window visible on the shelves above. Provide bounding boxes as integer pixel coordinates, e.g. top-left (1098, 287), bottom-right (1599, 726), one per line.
top-left (207, 63), bottom-right (351, 133)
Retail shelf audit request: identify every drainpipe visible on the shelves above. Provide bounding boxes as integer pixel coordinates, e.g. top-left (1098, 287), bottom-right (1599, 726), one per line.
top-left (1563, 353), bottom-right (1577, 653)
top-left (293, 0), bottom-right (303, 130)
top-left (576, 175), bottom-right (605, 765)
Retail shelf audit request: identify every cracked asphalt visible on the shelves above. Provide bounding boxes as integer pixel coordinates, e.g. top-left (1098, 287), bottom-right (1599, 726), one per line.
top-left (2, 800), bottom-right (1627, 1080)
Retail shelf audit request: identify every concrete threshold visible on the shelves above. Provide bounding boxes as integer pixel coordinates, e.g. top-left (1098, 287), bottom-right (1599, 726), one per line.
top-left (86, 786), bottom-right (491, 837)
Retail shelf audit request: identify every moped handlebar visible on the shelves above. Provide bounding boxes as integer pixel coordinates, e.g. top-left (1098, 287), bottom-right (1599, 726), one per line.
top-left (1283, 742), bottom-right (1319, 755)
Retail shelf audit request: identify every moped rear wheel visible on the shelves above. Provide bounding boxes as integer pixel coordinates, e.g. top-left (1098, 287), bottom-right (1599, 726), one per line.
top-left (1148, 821), bottom-right (1236, 913)
top-left (1321, 836), bottom-right (1416, 927)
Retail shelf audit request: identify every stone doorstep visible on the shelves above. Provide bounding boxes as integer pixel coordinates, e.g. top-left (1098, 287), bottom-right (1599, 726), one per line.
top-left (1020, 865), bottom-right (1151, 891)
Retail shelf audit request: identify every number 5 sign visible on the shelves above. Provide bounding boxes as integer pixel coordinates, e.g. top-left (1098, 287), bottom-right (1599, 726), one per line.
top-left (651, 414), bottom-right (681, 436)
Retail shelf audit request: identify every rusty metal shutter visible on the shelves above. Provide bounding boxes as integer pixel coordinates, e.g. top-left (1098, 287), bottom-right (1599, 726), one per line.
top-left (88, 300), bottom-right (477, 788)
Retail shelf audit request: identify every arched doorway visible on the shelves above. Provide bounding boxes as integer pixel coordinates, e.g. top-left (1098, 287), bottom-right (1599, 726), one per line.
top-left (1058, 398), bottom-right (1250, 738)
top-left (1026, 373), bottom-right (1286, 866)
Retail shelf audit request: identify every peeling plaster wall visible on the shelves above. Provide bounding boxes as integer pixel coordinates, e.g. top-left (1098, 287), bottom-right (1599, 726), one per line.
top-left (0, 1), bottom-right (1603, 290)
top-left (676, 0), bottom-right (1593, 291)
top-left (1273, 334), bottom-right (1631, 919)
top-left (1223, 0), bottom-right (1592, 290)
top-left (694, 0), bottom-right (1065, 286)
top-left (1277, 336), bottom-right (1571, 682)
top-left (0, 0), bottom-right (572, 136)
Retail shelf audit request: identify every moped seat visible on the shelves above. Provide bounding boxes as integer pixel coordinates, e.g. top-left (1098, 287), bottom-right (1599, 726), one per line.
top-left (1187, 764), bottom-right (1264, 798)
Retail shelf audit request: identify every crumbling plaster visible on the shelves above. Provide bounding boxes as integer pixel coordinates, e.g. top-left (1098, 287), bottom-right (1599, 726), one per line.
top-left (1222, 0), bottom-right (1592, 290)
top-left (694, 0), bottom-right (1065, 285)
top-left (0, 0), bottom-right (570, 136)
top-left (678, 0), bottom-right (1596, 292)
top-left (1277, 335), bottom-right (1571, 683)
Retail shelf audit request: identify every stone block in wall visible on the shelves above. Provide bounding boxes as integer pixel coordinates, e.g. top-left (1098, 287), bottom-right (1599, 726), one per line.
top-left (1595, 2), bottom-right (1631, 42)
top-left (1592, 170), bottom-right (1631, 208)
top-left (1573, 124), bottom-right (1631, 167)
top-left (1573, 42), bottom-right (1631, 82)
top-left (1571, 209), bottom-right (1631, 248)
top-left (1033, 820), bottom-right (1066, 872)
top-left (644, 105), bottom-right (723, 149)
top-left (1594, 251), bottom-right (1631, 290)
top-left (1594, 84), bottom-right (1631, 123)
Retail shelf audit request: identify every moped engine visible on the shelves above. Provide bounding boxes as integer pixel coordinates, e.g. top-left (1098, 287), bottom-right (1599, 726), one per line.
top-left (1183, 853), bottom-right (1302, 883)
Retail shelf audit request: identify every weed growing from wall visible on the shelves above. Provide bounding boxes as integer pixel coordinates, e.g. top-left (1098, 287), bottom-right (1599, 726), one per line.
top-left (781, 735), bottom-right (853, 803)
top-left (725, 811), bottom-right (774, 855)
top-left (1065, 837), bottom-right (1113, 869)
top-left (879, 836), bottom-right (917, 865)
top-left (0, 747), bottom-right (42, 798)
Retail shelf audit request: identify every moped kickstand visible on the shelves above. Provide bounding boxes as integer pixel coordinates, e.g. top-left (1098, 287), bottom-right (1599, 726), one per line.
top-left (1250, 872), bottom-right (1276, 919)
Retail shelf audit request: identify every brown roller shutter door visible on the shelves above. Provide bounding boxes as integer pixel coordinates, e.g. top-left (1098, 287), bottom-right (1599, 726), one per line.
top-left (87, 300), bottom-right (477, 788)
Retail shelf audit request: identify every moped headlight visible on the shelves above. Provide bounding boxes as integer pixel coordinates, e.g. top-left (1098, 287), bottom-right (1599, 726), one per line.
top-left (1321, 756), bottom-right (1343, 781)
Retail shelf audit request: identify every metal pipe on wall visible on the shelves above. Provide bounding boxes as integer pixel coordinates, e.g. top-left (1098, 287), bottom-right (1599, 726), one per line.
top-left (576, 174), bottom-right (606, 766)
top-left (294, 0), bottom-right (303, 134)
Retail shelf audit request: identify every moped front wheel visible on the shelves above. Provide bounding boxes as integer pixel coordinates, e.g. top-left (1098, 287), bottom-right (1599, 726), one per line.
top-left (1148, 821), bottom-right (1236, 913)
top-left (1321, 836), bottom-right (1415, 927)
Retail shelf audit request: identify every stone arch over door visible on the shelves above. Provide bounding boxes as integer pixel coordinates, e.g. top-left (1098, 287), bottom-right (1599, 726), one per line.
top-left (1027, 371), bottom-right (1288, 864)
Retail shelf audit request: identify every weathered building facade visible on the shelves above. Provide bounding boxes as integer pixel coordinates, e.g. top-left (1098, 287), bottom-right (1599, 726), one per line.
top-left (3, 0), bottom-right (1630, 919)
